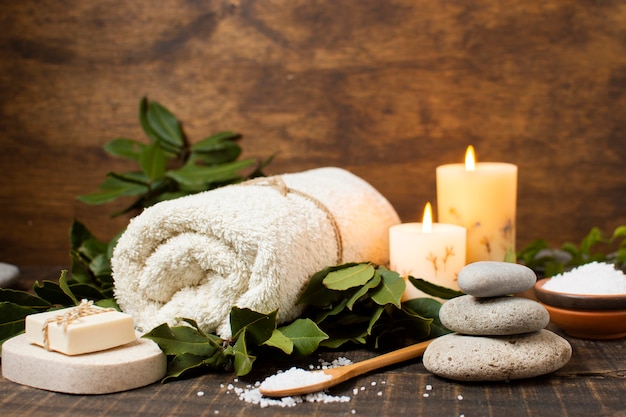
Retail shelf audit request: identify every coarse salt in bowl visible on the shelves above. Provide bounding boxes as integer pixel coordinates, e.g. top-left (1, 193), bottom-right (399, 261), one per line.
top-left (534, 262), bottom-right (626, 340)
top-left (534, 262), bottom-right (626, 310)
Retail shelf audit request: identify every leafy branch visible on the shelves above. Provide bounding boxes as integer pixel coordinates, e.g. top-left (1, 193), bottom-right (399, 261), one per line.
top-left (142, 262), bottom-right (461, 381)
top-left (77, 97), bottom-right (273, 216)
top-left (517, 225), bottom-right (626, 277)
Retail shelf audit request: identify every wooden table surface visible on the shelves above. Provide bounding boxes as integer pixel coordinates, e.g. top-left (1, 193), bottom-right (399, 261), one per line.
top-left (2, 268), bottom-right (625, 417)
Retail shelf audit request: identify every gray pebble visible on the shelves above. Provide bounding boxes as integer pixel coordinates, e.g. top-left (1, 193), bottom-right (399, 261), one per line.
top-left (458, 261), bottom-right (536, 297)
top-left (423, 330), bottom-right (572, 381)
top-left (440, 295), bottom-right (549, 335)
top-left (0, 263), bottom-right (19, 288)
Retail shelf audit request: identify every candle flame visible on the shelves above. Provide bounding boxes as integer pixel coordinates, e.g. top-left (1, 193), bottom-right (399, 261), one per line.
top-left (465, 145), bottom-right (476, 171)
top-left (422, 202), bottom-right (433, 233)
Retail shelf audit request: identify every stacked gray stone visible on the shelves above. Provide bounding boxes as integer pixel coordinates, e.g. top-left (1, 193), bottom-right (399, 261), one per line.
top-left (423, 261), bottom-right (572, 381)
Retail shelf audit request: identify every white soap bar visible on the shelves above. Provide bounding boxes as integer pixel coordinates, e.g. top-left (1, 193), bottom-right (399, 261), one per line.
top-left (25, 304), bottom-right (136, 355)
top-left (2, 333), bottom-right (166, 394)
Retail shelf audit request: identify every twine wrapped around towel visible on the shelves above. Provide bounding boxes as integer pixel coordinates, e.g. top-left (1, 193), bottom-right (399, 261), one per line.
top-left (244, 176), bottom-right (344, 264)
top-left (112, 167), bottom-right (400, 337)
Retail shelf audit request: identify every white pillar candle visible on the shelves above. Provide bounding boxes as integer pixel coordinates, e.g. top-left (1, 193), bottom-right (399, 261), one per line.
top-left (389, 203), bottom-right (467, 300)
top-left (436, 146), bottom-right (517, 264)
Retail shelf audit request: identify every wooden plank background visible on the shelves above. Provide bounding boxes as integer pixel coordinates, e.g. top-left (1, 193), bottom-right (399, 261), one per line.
top-left (1, 0), bottom-right (625, 266)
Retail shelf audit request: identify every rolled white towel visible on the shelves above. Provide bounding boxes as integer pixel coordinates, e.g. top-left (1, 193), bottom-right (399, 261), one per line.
top-left (112, 167), bottom-right (400, 337)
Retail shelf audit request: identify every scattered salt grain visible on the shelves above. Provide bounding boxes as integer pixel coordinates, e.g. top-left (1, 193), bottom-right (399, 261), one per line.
top-left (426, 384), bottom-right (433, 391)
top-left (377, 391), bottom-right (383, 396)
top-left (423, 393), bottom-right (429, 398)
top-left (370, 381), bottom-right (377, 386)
top-left (544, 262), bottom-right (626, 294)
top-left (197, 391), bottom-right (204, 397)
top-left (351, 409), bottom-right (356, 414)
top-left (457, 395), bottom-right (464, 400)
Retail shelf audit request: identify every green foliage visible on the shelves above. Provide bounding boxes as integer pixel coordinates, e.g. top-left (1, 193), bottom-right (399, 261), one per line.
top-left (137, 263), bottom-right (458, 382)
top-left (517, 225), bottom-right (626, 277)
top-left (143, 308), bottom-right (328, 379)
top-left (297, 263), bottom-right (456, 350)
top-left (77, 97), bottom-right (273, 216)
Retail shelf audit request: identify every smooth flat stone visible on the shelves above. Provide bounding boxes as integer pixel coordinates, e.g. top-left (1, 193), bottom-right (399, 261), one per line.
top-left (0, 263), bottom-right (19, 287)
top-left (458, 261), bottom-right (536, 297)
top-left (440, 295), bottom-right (549, 335)
top-left (1, 333), bottom-right (166, 394)
top-left (423, 330), bottom-right (572, 381)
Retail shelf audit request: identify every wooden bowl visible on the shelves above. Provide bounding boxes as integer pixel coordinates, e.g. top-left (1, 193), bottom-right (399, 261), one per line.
top-left (534, 278), bottom-right (626, 310)
top-left (541, 304), bottom-right (626, 340)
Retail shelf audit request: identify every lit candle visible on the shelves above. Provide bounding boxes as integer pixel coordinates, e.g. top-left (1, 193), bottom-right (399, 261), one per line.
top-left (389, 202), bottom-right (467, 300)
top-left (436, 146), bottom-right (517, 263)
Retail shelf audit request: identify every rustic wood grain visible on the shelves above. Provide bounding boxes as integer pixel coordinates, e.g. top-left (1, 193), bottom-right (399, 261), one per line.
top-left (1, 0), bottom-right (626, 265)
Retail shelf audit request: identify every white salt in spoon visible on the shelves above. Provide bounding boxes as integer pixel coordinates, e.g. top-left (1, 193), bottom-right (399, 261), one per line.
top-left (259, 339), bottom-right (433, 397)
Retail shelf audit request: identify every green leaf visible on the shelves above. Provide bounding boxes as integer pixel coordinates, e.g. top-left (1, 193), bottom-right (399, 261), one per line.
top-left (178, 318), bottom-right (210, 338)
top-left (146, 100), bottom-right (184, 149)
top-left (78, 236), bottom-right (108, 261)
top-left (94, 298), bottom-right (121, 310)
top-left (77, 174), bottom-right (148, 204)
top-left (69, 250), bottom-right (92, 284)
top-left (314, 298), bottom-right (349, 323)
top-left (611, 225), bottom-right (626, 240)
top-left (230, 330), bottom-right (256, 376)
top-left (370, 267), bottom-right (405, 308)
top-left (0, 302), bottom-right (38, 348)
top-left (58, 270), bottom-right (79, 305)
top-left (191, 132), bottom-right (241, 152)
top-left (68, 283), bottom-right (111, 301)
top-left (166, 159), bottom-right (256, 188)
top-left (139, 97), bottom-right (160, 143)
top-left (33, 280), bottom-right (74, 306)
top-left (106, 171), bottom-right (151, 187)
top-left (323, 263), bottom-right (375, 291)
top-left (0, 288), bottom-right (51, 309)
top-left (262, 329), bottom-right (294, 355)
top-left (297, 264), bottom-right (355, 307)
top-left (190, 132), bottom-right (242, 164)
top-left (402, 298), bottom-right (451, 337)
top-left (366, 305), bottom-right (385, 335)
top-left (407, 276), bottom-right (465, 299)
top-left (142, 323), bottom-right (221, 357)
top-left (89, 253), bottom-right (112, 277)
top-left (161, 352), bottom-right (209, 383)
top-left (318, 320), bottom-right (369, 349)
top-left (69, 220), bottom-right (93, 251)
top-left (104, 138), bottom-right (145, 160)
top-left (139, 142), bottom-right (167, 181)
top-left (278, 318), bottom-right (328, 357)
top-left (346, 270), bottom-right (381, 310)
top-left (229, 307), bottom-right (276, 346)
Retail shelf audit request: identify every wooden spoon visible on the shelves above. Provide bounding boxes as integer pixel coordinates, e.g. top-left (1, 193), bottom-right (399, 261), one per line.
top-left (259, 339), bottom-right (433, 397)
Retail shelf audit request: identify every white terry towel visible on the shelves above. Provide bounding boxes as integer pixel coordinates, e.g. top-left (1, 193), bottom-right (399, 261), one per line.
top-left (112, 167), bottom-right (400, 337)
